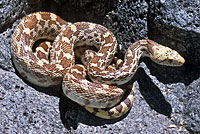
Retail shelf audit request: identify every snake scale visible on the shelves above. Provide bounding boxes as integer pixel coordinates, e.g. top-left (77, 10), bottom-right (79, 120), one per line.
top-left (11, 12), bottom-right (185, 119)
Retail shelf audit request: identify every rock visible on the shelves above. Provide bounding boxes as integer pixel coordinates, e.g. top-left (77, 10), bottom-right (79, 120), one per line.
top-left (103, 0), bottom-right (148, 52)
top-left (147, 1), bottom-right (200, 132)
top-left (149, 0), bottom-right (200, 64)
top-left (0, 0), bottom-right (199, 133)
top-left (0, 69), bottom-right (64, 133)
top-left (0, 0), bottom-right (44, 33)
top-left (182, 80), bottom-right (200, 133)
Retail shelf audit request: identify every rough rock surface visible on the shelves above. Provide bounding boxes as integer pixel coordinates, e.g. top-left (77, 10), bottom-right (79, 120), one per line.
top-left (0, 0), bottom-right (43, 33)
top-left (149, 0), bottom-right (200, 64)
top-left (0, 0), bottom-right (199, 134)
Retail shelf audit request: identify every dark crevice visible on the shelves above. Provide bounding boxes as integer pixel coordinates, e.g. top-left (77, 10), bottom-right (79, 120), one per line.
top-left (145, 0), bottom-right (153, 39)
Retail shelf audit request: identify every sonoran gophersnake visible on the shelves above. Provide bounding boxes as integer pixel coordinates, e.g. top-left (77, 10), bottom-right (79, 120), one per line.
top-left (11, 12), bottom-right (185, 119)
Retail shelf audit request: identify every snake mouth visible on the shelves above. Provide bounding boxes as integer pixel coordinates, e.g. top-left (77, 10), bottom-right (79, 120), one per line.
top-left (157, 56), bottom-right (185, 66)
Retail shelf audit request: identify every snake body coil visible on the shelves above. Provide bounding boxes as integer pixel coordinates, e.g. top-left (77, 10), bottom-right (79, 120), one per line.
top-left (11, 12), bottom-right (185, 119)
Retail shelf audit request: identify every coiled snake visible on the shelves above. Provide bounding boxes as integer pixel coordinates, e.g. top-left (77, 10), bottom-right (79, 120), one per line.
top-left (11, 12), bottom-right (185, 119)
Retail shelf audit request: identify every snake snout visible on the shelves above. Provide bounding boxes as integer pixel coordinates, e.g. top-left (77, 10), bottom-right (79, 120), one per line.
top-left (168, 50), bottom-right (185, 66)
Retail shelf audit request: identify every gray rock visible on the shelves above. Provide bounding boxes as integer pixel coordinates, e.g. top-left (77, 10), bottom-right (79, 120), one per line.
top-left (182, 80), bottom-right (200, 133)
top-left (103, 0), bottom-right (148, 52)
top-left (0, 69), bottom-right (65, 134)
top-left (0, 0), bottom-right (199, 133)
top-left (149, 0), bottom-right (200, 64)
top-left (0, 0), bottom-right (43, 33)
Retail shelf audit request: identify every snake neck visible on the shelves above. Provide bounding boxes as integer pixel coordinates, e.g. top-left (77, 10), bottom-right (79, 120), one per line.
top-left (112, 40), bottom-right (151, 85)
top-left (89, 39), bottom-right (152, 85)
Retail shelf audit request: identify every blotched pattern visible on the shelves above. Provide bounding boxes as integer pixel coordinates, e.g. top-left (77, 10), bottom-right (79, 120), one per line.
top-left (11, 12), bottom-right (185, 119)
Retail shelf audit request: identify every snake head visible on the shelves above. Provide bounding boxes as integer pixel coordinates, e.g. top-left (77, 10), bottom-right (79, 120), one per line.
top-left (149, 44), bottom-right (185, 66)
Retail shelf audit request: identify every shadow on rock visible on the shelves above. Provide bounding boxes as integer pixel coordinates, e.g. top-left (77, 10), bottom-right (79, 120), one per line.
top-left (59, 88), bottom-right (133, 130)
top-left (143, 58), bottom-right (200, 86)
top-left (135, 68), bottom-right (172, 117)
top-left (59, 67), bottom-right (174, 130)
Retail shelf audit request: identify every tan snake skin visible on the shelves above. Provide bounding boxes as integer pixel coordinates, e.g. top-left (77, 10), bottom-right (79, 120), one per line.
top-left (11, 12), bottom-right (185, 119)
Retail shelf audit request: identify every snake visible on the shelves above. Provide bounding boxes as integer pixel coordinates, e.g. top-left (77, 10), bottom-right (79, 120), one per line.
top-left (11, 12), bottom-right (185, 119)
